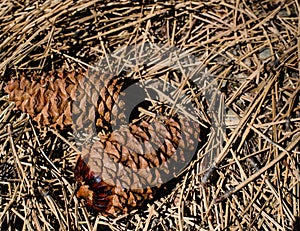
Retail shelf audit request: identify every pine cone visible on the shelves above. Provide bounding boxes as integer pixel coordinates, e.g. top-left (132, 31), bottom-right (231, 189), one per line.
top-left (73, 70), bottom-right (202, 216)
